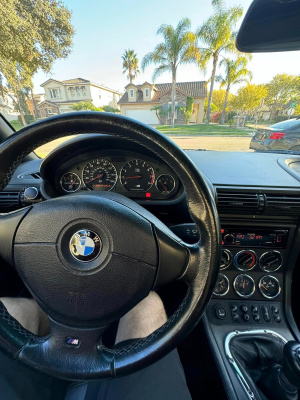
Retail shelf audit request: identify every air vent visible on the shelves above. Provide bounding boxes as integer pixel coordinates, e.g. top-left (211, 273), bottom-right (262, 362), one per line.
top-left (18, 172), bottom-right (41, 180)
top-left (0, 191), bottom-right (21, 210)
top-left (265, 194), bottom-right (300, 215)
top-left (217, 191), bottom-right (264, 214)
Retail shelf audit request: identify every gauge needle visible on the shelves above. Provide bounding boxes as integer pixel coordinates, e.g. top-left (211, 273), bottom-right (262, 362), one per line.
top-left (262, 284), bottom-right (268, 291)
top-left (123, 175), bottom-right (142, 179)
top-left (85, 174), bottom-right (104, 184)
top-left (243, 279), bottom-right (245, 289)
top-left (161, 181), bottom-right (167, 191)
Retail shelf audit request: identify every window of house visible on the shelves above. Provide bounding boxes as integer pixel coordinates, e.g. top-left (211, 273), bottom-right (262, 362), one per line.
top-left (70, 87), bottom-right (75, 97)
top-left (145, 88), bottom-right (149, 98)
top-left (49, 88), bottom-right (61, 99)
top-left (81, 86), bottom-right (86, 96)
top-left (129, 89), bottom-right (134, 99)
top-left (76, 87), bottom-right (81, 97)
top-left (46, 108), bottom-right (52, 115)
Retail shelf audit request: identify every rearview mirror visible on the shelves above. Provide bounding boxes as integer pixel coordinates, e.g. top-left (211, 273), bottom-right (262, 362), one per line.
top-left (236, 0), bottom-right (300, 53)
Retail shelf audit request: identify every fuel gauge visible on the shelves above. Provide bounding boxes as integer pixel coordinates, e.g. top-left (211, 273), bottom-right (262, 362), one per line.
top-left (156, 174), bottom-right (175, 195)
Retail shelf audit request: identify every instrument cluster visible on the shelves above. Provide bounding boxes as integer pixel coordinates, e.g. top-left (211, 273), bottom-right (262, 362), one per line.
top-left (55, 152), bottom-right (180, 200)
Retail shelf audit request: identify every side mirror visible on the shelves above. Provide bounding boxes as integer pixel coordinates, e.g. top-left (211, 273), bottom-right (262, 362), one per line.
top-left (236, 0), bottom-right (300, 53)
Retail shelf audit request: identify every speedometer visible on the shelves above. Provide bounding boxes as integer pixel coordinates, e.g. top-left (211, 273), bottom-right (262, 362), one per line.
top-left (120, 159), bottom-right (155, 191)
top-left (82, 159), bottom-right (117, 191)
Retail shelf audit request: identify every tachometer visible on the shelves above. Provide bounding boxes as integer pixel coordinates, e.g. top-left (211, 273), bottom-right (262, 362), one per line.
top-left (120, 159), bottom-right (155, 191)
top-left (82, 159), bottom-right (117, 191)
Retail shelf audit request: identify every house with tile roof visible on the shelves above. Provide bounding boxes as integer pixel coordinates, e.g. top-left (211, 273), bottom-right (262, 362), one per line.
top-left (118, 81), bottom-right (207, 125)
top-left (37, 78), bottom-right (122, 118)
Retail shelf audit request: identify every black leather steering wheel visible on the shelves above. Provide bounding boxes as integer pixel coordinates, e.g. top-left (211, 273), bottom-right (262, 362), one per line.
top-left (0, 112), bottom-right (221, 380)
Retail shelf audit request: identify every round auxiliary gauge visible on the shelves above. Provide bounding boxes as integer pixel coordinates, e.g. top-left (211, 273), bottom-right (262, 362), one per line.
top-left (233, 274), bottom-right (255, 298)
top-left (213, 273), bottom-right (229, 296)
top-left (60, 172), bottom-right (81, 193)
top-left (234, 250), bottom-right (257, 271)
top-left (259, 251), bottom-right (283, 272)
top-left (156, 174), bottom-right (175, 195)
top-left (220, 249), bottom-right (232, 270)
top-left (83, 159), bottom-right (117, 191)
top-left (120, 159), bottom-right (155, 192)
top-left (259, 275), bottom-right (281, 299)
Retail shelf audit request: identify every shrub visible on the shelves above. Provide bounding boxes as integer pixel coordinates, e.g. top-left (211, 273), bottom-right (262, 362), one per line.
top-left (274, 115), bottom-right (289, 123)
top-left (18, 114), bottom-right (35, 125)
top-left (211, 111), bottom-right (222, 123)
top-left (102, 105), bottom-right (120, 113)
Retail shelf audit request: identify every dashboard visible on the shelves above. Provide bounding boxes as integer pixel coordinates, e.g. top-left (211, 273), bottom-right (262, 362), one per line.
top-left (53, 150), bottom-right (180, 200)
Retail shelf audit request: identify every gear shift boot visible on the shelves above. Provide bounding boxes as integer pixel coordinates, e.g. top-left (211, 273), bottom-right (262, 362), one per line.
top-left (228, 332), bottom-right (299, 400)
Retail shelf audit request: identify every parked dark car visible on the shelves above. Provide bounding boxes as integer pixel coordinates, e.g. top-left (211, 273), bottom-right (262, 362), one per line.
top-left (250, 118), bottom-right (300, 152)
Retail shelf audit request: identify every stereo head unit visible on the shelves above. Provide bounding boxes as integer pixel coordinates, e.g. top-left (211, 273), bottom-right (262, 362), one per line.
top-left (221, 228), bottom-right (288, 248)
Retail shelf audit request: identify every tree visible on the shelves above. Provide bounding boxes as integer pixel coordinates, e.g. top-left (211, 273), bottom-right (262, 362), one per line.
top-left (0, 0), bottom-right (74, 124)
top-left (70, 101), bottom-right (103, 111)
top-left (211, 89), bottom-right (233, 111)
top-left (231, 84), bottom-right (268, 117)
top-left (197, 0), bottom-right (243, 124)
top-left (0, 61), bottom-right (33, 125)
top-left (216, 55), bottom-right (252, 123)
top-left (265, 74), bottom-right (300, 119)
top-left (151, 105), bottom-right (171, 125)
top-left (122, 50), bottom-right (140, 83)
top-left (142, 18), bottom-right (200, 128)
top-left (180, 96), bottom-right (194, 124)
top-left (0, 0), bottom-right (74, 75)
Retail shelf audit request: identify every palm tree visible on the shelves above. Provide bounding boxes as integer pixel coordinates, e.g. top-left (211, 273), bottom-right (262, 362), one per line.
top-left (142, 18), bottom-right (200, 128)
top-left (216, 56), bottom-right (252, 124)
top-left (197, 0), bottom-right (243, 124)
top-left (122, 49), bottom-right (140, 83)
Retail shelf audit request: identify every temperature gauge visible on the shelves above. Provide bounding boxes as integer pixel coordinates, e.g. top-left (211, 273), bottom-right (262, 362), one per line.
top-left (233, 274), bottom-right (255, 298)
top-left (156, 174), bottom-right (175, 195)
top-left (213, 274), bottom-right (229, 296)
top-left (60, 172), bottom-right (81, 193)
top-left (259, 275), bottom-right (281, 299)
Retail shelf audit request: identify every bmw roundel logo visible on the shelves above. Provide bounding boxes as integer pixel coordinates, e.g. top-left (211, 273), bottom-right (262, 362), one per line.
top-left (69, 230), bottom-right (102, 262)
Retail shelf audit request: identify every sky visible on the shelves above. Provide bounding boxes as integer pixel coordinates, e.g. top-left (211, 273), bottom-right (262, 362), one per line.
top-left (32, 0), bottom-right (300, 95)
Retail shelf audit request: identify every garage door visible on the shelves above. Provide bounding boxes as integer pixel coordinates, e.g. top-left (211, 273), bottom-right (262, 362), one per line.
top-left (125, 109), bottom-right (159, 125)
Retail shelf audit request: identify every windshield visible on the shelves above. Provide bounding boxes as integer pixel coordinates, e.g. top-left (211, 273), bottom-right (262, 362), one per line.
top-left (1, 0), bottom-right (300, 157)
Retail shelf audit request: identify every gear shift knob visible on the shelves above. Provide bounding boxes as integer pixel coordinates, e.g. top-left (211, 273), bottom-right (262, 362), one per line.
top-left (283, 341), bottom-right (300, 389)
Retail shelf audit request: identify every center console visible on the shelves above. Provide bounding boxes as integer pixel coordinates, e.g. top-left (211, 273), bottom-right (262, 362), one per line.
top-left (170, 221), bottom-right (300, 400)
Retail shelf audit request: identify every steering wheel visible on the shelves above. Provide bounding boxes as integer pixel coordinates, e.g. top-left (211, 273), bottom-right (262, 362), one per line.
top-left (0, 112), bottom-right (220, 380)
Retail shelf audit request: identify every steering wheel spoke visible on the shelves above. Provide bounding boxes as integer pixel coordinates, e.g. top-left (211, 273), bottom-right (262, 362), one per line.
top-left (0, 207), bottom-right (32, 266)
top-left (18, 317), bottom-right (114, 379)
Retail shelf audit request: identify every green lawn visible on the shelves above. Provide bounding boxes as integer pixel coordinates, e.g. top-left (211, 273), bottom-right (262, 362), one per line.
top-left (9, 120), bottom-right (23, 131)
top-left (156, 124), bottom-right (250, 136)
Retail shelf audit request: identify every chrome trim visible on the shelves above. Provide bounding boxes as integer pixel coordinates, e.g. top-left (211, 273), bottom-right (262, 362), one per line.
top-left (82, 158), bottom-right (117, 192)
top-left (213, 273), bottom-right (229, 296)
top-left (119, 159), bottom-right (155, 192)
top-left (259, 251), bottom-right (283, 272)
top-left (225, 330), bottom-right (287, 400)
top-left (258, 275), bottom-right (281, 299)
top-left (60, 172), bottom-right (81, 193)
top-left (233, 274), bottom-right (255, 298)
top-left (234, 250), bottom-right (257, 271)
top-left (155, 174), bottom-right (175, 195)
top-left (220, 249), bottom-right (233, 270)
